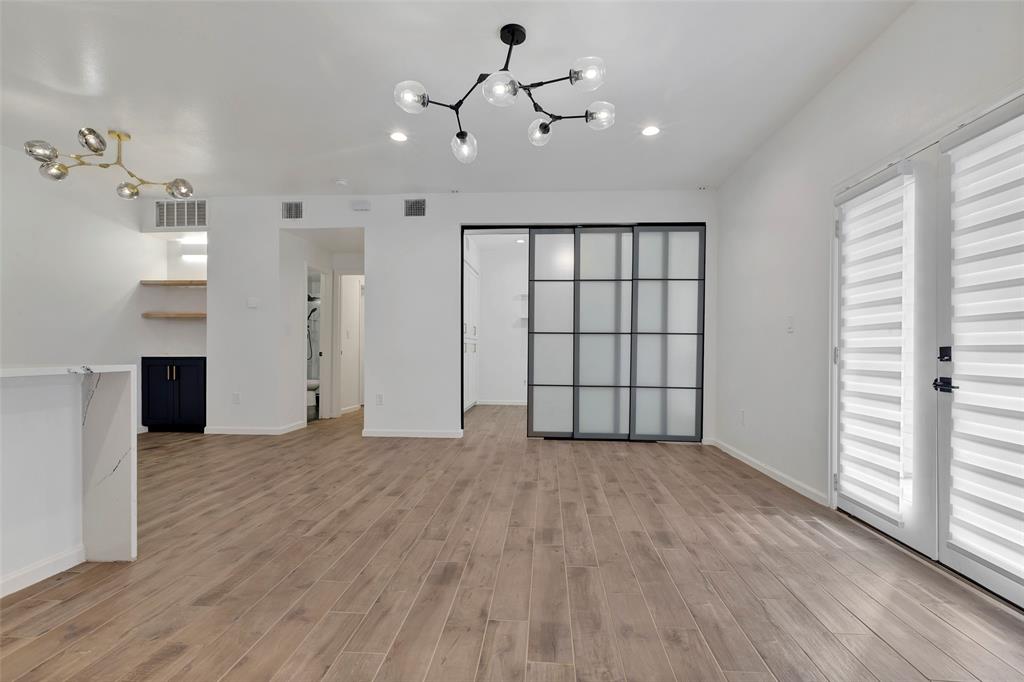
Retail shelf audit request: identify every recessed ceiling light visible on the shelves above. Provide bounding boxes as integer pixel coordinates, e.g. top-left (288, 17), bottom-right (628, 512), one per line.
top-left (390, 131), bottom-right (408, 142)
top-left (641, 125), bottom-right (660, 137)
top-left (515, 238), bottom-right (526, 244)
top-left (335, 178), bottom-right (348, 186)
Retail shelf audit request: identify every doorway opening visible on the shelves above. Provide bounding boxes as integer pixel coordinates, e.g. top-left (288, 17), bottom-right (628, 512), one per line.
top-left (282, 227), bottom-right (365, 429)
top-left (461, 228), bottom-right (530, 432)
top-left (306, 267), bottom-right (325, 421)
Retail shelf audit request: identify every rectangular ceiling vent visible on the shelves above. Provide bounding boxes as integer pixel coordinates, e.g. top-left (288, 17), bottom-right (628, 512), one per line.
top-left (155, 200), bottom-right (207, 229)
top-left (281, 201), bottom-right (304, 220)
top-left (404, 198), bottom-right (426, 217)
top-left (350, 199), bottom-right (371, 212)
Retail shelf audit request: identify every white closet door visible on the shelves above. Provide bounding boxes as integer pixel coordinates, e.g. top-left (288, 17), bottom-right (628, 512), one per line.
top-left (938, 111), bottom-right (1024, 605)
top-left (836, 173), bottom-right (938, 556)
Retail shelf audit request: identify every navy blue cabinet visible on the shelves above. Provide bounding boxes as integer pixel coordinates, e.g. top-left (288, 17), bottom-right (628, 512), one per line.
top-left (142, 357), bottom-right (206, 432)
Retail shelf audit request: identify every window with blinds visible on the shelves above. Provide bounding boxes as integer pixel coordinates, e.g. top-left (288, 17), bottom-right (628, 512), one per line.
top-left (946, 113), bottom-right (1024, 580)
top-left (837, 175), bottom-right (916, 522)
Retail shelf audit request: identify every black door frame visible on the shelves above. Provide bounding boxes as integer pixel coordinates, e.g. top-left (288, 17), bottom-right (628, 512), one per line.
top-left (460, 222), bottom-right (706, 441)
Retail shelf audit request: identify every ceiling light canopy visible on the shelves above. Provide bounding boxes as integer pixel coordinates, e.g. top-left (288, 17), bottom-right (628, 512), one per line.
top-left (22, 128), bottom-right (194, 200)
top-left (393, 23), bottom-right (614, 164)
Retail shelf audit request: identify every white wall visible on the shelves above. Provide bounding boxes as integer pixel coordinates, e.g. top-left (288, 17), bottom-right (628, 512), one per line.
top-left (476, 240), bottom-right (528, 405)
top-left (0, 146), bottom-right (206, 425)
top-left (714, 1), bottom-right (1024, 503)
top-left (200, 190), bottom-right (717, 438)
top-left (166, 240), bottom-right (208, 280)
top-left (205, 209), bottom-right (283, 433)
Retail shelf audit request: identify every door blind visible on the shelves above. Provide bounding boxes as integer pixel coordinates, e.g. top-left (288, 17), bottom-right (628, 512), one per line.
top-left (946, 113), bottom-right (1024, 580)
top-left (838, 175), bottom-right (916, 522)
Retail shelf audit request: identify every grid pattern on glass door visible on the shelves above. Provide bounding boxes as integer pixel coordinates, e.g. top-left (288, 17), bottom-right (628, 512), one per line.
top-left (631, 226), bottom-right (705, 441)
top-left (527, 225), bottom-right (705, 441)
top-left (528, 228), bottom-right (576, 437)
top-left (576, 227), bottom-right (633, 438)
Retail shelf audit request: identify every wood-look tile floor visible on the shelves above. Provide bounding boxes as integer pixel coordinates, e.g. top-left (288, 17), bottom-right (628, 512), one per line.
top-left (3, 405), bottom-right (1023, 682)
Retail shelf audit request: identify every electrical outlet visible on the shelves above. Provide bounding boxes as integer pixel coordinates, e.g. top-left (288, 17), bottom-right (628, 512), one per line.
top-left (232, 392), bottom-right (241, 404)
top-left (375, 393), bottom-right (384, 406)
top-left (740, 409), bottom-right (746, 426)
top-left (785, 315), bottom-right (795, 334)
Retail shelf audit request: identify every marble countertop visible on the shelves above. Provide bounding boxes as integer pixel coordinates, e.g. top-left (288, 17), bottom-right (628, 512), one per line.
top-left (0, 365), bottom-right (136, 378)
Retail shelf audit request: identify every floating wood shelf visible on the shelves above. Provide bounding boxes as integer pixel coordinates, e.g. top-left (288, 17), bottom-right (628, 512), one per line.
top-left (142, 312), bottom-right (207, 320)
top-left (140, 280), bottom-right (207, 287)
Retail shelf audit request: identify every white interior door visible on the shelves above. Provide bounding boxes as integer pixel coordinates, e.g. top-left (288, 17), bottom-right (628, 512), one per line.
top-left (937, 110), bottom-right (1024, 605)
top-left (835, 170), bottom-right (939, 557)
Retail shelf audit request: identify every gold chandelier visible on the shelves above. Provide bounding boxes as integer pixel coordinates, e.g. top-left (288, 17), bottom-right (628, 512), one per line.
top-left (23, 128), bottom-right (194, 200)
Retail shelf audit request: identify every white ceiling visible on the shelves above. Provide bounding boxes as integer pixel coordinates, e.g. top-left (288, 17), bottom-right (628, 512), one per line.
top-left (1, 2), bottom-right (907, 197)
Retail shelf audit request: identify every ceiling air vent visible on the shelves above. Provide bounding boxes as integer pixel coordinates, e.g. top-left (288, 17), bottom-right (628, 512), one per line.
top-left (404, 198), bottom-right (426, 217)
top-left (155, 200), bottom-right (207, 228)
top-left (281, 201), bottom-right (304, 220)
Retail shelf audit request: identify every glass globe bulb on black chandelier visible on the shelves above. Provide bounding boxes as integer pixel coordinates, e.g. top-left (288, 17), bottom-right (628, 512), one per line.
top-left (393, 23), bottom-right (615, 164)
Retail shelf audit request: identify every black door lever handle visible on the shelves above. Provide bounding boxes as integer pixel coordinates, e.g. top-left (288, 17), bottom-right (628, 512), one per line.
top-left (932, 377), bottom-right (959, 393)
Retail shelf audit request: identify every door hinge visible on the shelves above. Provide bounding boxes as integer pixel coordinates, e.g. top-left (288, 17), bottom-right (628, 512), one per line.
top-left (833, 346), bottom-right (839, 365)
top-left (833, 473), bottom-right (839, 491)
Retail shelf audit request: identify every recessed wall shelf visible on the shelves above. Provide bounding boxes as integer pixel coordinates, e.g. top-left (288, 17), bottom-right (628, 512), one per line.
top-left (140, 280), bottom-right (207, 287)
top-left (142, 312), bottom-right (207, 319)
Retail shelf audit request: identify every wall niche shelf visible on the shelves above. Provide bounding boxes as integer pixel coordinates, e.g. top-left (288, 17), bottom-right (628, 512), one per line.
top-left (142, 312), bottom-right (207, 320)
top-left (140, 280), bottom-right (207, 287)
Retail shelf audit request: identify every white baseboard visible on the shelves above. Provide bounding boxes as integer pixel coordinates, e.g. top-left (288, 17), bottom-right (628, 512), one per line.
top-left (338, 404), bottom-right (362, 415)
top-left (703, 438), bottom-right (829, 506)
top-left (362, 429), bottom-right (464, 439)
top-left (137, 425), bottom-right (149, 434)
top-left (475, 400), bottom-right (527, 406)
top-left (1, 544), bottom-right (85, 598)
top-left (205, 420), bottom-right (306, 436)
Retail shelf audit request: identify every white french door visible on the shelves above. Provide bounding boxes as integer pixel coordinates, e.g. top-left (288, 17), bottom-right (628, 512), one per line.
top-left (835, 98), bottom-right (1023, 606)
top-left (937, 109), bottom-right (1024, 605)
top-left (836, 169), bottom-right (939, 558)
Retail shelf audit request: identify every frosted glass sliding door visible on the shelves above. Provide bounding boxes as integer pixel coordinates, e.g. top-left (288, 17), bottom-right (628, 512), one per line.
top-left (528, 229), bottom-right (575, 436)
top-left (527, 224), bottom-right (706, 441)
top-left (577, 227), bottom-right (633, 438)
top-left (632, 226), bottom-right (705, 440)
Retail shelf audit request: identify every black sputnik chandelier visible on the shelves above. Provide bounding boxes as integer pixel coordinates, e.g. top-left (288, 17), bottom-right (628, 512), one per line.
top-left (22, 128), bottom-right (194, 200)
top-left (393, 23), bottom-right (615, 164)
